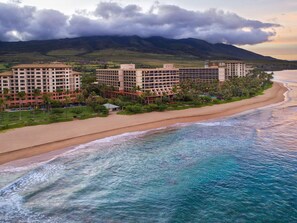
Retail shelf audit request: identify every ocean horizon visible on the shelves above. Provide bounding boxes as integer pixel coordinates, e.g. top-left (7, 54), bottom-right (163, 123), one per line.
top-left (0, 70), bottom-right (297, 222)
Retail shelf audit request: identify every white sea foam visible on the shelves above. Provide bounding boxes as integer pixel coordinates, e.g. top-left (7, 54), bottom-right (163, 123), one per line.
top-left (170, 122), bottom-right (192, 128)
top-left (0, 163), bottom-right (64, 196)
top-left (56, 126), bottom-right (175, 158)
top-left (0, 159), bottom-right (58, 173)
top-left (0, 163), bottom-right (64, 223)
top-left (0, 193), bottom-right (61, 223)
top-left (195, 120), bottom-right (235, 127)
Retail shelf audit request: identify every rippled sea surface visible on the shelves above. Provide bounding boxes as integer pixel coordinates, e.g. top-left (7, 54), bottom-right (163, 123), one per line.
top-left (0, 71), bottom-right (297, 223)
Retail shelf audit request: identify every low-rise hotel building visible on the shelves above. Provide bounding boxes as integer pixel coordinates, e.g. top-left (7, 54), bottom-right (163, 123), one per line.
top-left (0, 63), bottom-right (81, 107)
top-left (96, 64), bottom-right (179, 97)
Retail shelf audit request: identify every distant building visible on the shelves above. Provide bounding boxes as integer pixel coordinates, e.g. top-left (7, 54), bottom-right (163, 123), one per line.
top-left (205, 61), bottom-right (250, 79)
top-left (96, 64), bottom-right (179, 98)
top-left (0, 63), bottom-right (81, 107)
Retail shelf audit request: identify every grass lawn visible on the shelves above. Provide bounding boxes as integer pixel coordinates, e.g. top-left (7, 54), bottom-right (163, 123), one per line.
top-left (0, 49), bottom-right (205, 68)
top-left (47, 49), bottom-right (88, 56)
top-left (85, 49), bottom-right (204, 67)
top-left (0, 106), bottom-right (105, 132)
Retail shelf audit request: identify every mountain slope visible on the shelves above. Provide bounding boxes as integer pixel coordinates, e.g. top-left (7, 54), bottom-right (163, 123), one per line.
top-left (0, 35), bottom-right (276, 62)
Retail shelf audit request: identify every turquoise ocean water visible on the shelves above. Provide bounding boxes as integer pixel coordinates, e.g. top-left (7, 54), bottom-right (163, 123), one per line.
top-left (0, 71), bottom-right (297, 222)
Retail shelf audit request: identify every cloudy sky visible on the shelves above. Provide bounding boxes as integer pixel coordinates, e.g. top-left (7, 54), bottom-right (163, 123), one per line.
top-left (0, 0), bottom-right (296, 60)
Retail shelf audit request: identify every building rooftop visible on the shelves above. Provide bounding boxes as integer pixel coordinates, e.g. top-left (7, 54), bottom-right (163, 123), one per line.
top-left (103, 103), bottom-right (120, 109)
top-left (97, 68), bottom-right (179, 71)
top-left (97, 64), bottom-right (178, 71)
top-left (179, 67), bottom-right (218, 69)
top-left (12, 63), bottom-right (72, 69)
top-left (0, 71), bottom-right (13, 77)
top-left (73, 71), bottom-right (81, 76)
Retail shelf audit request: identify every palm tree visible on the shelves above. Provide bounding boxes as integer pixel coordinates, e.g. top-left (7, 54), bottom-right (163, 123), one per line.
top-left (0, 98), bottom-right (5, 124)
top-left (42, 93), bottom-right (51, 112)
top-left (3, 88), bottom-right (9, 97)
top-left (76, 93), bottom-right (85, 105)
top-left (131, 86), bottom-right (137, 93)
top-left (0, 98), bottom-right (4, 112)
top-left (3, 88), bottom-right (10, 106)
top-left (33, 88), bottom-right (41, 110)
top-left (64, 96), bottom-right (71, 118)
top-left (17, 91), bottom-right (26, 120)
top-left (141, 90), bottom-right (153, 104)
top-left (56, 88), bottom-right (63, 94)
top-left (172, 85), bottom-right (179, 94)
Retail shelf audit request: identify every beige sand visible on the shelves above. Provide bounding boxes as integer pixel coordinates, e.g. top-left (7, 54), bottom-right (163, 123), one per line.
top-left (0, 82), bottom-right (287, 165)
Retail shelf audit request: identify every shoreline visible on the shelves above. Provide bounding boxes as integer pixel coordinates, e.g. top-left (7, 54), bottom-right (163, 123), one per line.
top-left (0, 82), bottom-right (287, 166)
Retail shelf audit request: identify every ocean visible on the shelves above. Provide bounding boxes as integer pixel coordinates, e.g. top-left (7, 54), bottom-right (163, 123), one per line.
top-left (0, 70), bottom-right (296, 223)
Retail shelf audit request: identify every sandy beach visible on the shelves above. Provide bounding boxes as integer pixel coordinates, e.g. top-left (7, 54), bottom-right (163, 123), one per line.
top-left (0, 82), bottom-right (287, 165)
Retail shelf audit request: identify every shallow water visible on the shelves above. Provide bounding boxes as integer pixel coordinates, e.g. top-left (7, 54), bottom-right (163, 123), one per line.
top-left (0, 71), bottom-right (297, 222)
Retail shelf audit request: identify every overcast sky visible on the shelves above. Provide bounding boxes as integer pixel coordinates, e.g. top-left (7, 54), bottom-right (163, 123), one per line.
top-left (0, 0), bottom-right (296, 60)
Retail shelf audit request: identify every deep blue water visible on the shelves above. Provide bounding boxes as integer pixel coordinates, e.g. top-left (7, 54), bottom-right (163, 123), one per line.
top-left (0, 71), bottom-right (297, 223)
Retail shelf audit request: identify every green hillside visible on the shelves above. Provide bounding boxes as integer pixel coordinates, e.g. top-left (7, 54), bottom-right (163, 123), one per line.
top-left (0, 36), bottom-right (296, 70)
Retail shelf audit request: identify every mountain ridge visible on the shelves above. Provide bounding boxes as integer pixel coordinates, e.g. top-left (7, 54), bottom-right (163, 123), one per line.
top-left (0, 35), bottom-right (277, 62)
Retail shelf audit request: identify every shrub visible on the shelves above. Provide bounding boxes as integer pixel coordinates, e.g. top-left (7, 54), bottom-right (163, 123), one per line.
top-left (125, 105), bottom-right (143, 114)
top-left (87, 105), bottom-right (108, 115)
top-left (193, 100), bottom-right (202, 107)
top-left (71, 107), bottom-right (84, 114)
top-left (212, 99), bottom-right (221, 104)
top-left (49, 114), bottom-right (60, 123)
top-left (51, 100), bottom-right (63, 108)
top-left (199, 96), bottom-right (212, 103)
top-left (157, 104), bottom-right (167, 111)
top-left (51, 108), bottom-right (64, 114)
top-left (145, 104), bottom-right (158, 112)
top-left (49, 114), bottom-right (72, 123)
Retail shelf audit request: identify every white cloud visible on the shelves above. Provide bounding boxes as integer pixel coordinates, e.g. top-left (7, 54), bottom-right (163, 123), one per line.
top-left (0, 2), bottom-right (280, 45)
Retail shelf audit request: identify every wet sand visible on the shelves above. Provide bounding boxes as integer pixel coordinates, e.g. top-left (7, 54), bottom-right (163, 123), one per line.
top-left (0, 82), bottom-right (287, 165)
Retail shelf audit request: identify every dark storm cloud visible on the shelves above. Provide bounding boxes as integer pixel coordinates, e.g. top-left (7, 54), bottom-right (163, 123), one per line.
top-left (26, 9), bottom-right (68, 40)
top-left (94, 2), bottom-right (142, 19)
top-left (0, 2), bottom-right (280, 45)
top-left (0, 3), bottom-right (34, 40)
top-left (0, 3), bottom-right (67, 41)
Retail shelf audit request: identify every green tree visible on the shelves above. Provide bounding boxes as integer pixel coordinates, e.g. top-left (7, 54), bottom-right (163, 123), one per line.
top-left (3, 88), bottom-right (10, 102)
top-left (56, 88), bottom-right (63, 94)
top-left (17, 91), bottom-right (26, 120)
top-left (0, 98), bottom-right (5, 112)
top-left (64, 96), bottom-right (71, 118)
top-left (94, 105), bottom-right (109, 116)
top-left (76, 93), bottom-right (85, 105)
top-left (86, 92), bottom-right (106, 111)
top-left (125, 104), bottom-right (143, 114)
top-left (33, 88), bottom-right (41, 110)
top-left (42, 93), bottom-right (52, 112)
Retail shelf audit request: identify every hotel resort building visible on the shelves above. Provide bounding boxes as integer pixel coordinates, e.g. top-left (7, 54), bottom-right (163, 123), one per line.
top-left (179, 66), bottom-right (226, 82)
top-left (96, 64), bottom-right (180, 99)
top-left (0, 63), bottom-right (81, 108)
top-left (96, 61), bottom-right (250, 99)
top-left (205, 61), bottom-right (250, 79)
